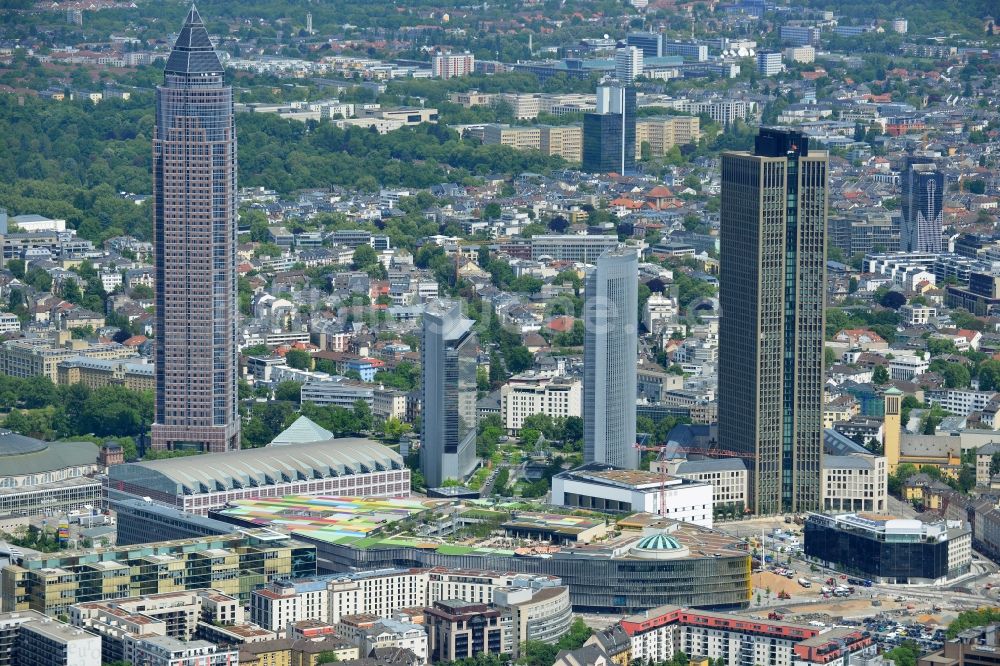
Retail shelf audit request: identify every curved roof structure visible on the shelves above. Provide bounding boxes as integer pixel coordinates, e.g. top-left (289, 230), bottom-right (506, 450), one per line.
top-left (635, 533), bottom-right (682, 551)
top-left (110, 438), bottom-right (402, 495)
top-left (0, 431), bottom-right (98, 479)
top-left (631, 531), bottom-right (691, 560)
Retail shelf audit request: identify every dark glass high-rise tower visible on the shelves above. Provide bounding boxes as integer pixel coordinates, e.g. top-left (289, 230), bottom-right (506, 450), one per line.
top-left (719, 128), bottom-right (828, 515)
top-left (582, 83), bottom-right (636, 174)
top-left (421, 300), bottom-right (479, 488)
top-left (900, 157), bottom-right (943, 253)
top-left (151, 7), bottom-right (240, 453)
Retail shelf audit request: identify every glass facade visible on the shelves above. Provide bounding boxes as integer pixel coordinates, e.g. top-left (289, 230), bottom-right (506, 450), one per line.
top-left (804, 520), bottom-right (949, 583)
top-left (584, 248), bottom-right (639, 469)
top-left (901, 158), bottom-right (943, 253)
top-left (313, 542), bottom-right (751, 614)
top-left (719, 129), bottom-right (827, 515)
top-left (582, 86), bottom-right (636, 174)
top-left (0, 532), bottom-right (316, 616)
top-left (421, 301), bottom-right (479, 487)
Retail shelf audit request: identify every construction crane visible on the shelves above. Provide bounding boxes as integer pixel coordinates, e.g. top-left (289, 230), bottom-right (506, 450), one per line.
top-left (633, 442), bottom-right (752, 519)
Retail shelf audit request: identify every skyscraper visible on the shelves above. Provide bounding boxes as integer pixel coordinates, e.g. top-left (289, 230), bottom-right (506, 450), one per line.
top-left (151, 7), bottom-right (240, 453)
top-left (582, 83), bottom-right (636, 175)
top-left (719, 128), bottom-right (828, 515)
top-left (900, 157), bottom-right (943, 253)
top-left (421, 300), bottom-right (478, 488)
top-left (583, 247), bottom-right (639, 470)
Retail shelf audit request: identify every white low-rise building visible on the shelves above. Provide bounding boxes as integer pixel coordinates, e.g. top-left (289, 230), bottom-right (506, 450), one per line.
top-left (500, 372), bottom-right (582, 435)
top-left (250, 567), bottom-right (566, 629)
top-left (552, 463), bottom-right (713, 527)
top-left (889, 354), bottom-right (929, 381)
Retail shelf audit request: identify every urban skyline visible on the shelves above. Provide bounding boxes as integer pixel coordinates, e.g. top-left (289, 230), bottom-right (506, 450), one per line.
top-left (2, 2), bottom-right (999, 660)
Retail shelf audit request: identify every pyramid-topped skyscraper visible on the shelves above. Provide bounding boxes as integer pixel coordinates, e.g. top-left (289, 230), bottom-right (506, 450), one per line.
top-left (151, 7), bottom-right (241, 453)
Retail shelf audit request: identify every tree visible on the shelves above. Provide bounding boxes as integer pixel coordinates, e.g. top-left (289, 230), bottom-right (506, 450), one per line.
top-left (482, 202), bottom-right (502, 220)
top-left (979, 360), bottom-right (1000, 391)
top-left (555, 618), bottom-right (592, 651)
top-left (990, 451), bottom-right (1000, 478)
top-left (563, 416), bottom-right (583, 443)
top-left (352, 244), bottom-right (379, 270)
top-left (943, 363), bottom-right (971, 389)
top-left (872, 365), bottom-right (890, 385)
top-left (315, 650), bottom-right (340, 664)
top-left (824, 347), bottom-right (837, 368)
top-left (927, 338), bottom-right (956, 356)
top-left (7, 259), bottom-right (24, 279)
top-left (284, 349), bottom-right (312, 370)
top-left (274, 381), bottom-right (301, 403)
top-left (947, 609), bottom-right (1000, 639)
top-left (506, 346), bottom-right (534, 374)
top-left (884, 642), bottom-right (921, 666)
top-left (879, 290), bottom-right (906, 310)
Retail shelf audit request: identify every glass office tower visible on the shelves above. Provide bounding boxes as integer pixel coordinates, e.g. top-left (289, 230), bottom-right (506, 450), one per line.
top-left (719, 128), bottom-right (828, 515)
top-left (583, 247), bottom-right (639, 470)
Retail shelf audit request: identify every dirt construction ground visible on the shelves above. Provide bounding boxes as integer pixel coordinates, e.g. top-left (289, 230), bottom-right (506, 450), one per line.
top-left (752, 571), bottom-right (818, 597)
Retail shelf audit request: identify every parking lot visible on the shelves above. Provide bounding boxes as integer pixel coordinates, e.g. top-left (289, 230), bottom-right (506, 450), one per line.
top-left (711, 517), bottom-right (1000, 651)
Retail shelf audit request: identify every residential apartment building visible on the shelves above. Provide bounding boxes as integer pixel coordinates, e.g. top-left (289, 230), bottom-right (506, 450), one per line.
top-left (539, 125), bottom-right (583, 162)
top-left (495, 585), bottom-right (572, 656)
top-left (426, 600), bottom-right (513, 663)
top-left (926, 389), bottom-right (998, 417)
top-left (757, 51), bottom-right (783, 76)
top-left (675, 99), bottom-right (755, 124)
top-left (0, 610), bottom-right (100, 666)
top-left (250, 568), bottom-right (565, 628)
top-left (360, 619), bottom-right (428, 664)
top-left (719, 129), bottom-right (829, 514)
top-left (0, 531), bottom-right (316, 616)
top-left (70, 589), bottom-right (246, 665)
top-left (619, 605), bottom-right (873, 666)
top-left (500, 373), bottom-right (582, 435)
top-left (130, 637), bottom-right (237, 666)
top-left (614, 46), bottom-right (643, 83)
top-left (238, 637), bottom-right (359, 666)
top-left (250, 579), bottom-right (328, 633)
top-left (432, 53), bottom-right (474, 79)
top-left (482, 124), bottom-right (541, 151)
